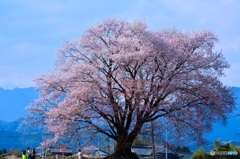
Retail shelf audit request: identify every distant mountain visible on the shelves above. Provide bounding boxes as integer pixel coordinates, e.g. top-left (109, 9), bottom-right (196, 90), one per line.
top-left (0, 119), bottom-right (23, 149)
top-left (0, 87), bottom-right (38, 122)
top-left (0, 87), bottom-right (40, 150)
top-left (0, 118), bottom-right (43, 150)
top-left (0, 118), bottom-right (22, 131)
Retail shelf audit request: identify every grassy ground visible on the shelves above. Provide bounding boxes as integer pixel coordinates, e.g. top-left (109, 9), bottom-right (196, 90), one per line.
top-left (0, 154), bottom-right (78, 159)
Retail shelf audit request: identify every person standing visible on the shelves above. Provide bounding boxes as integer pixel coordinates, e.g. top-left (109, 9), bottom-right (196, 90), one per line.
top-left (22, 150), bottom-right (27, 159)
top-left (31, 148), bottom-right (36, 159)
top-left (27, 147), bottom-right (30, 154)
top-left (76, 149), bottom-right (83, 159)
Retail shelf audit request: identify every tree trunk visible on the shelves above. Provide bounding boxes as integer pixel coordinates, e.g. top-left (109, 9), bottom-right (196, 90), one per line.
top-left (105, 135), bottom-right (139, 159)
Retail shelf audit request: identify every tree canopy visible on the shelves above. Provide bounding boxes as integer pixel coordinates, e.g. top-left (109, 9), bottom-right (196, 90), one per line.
top-left (27, 19), bottom-right (235, 158)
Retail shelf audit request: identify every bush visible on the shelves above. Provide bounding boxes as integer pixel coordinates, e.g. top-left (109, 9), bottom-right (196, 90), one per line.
top-left (191, 148), bottom-right (207, 159)
top-left (0, 148), bottom-right (7, 155)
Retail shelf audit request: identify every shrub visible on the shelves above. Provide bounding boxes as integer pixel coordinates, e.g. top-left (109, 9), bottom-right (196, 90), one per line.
top-left (191, 148), bottom-right (207, 159)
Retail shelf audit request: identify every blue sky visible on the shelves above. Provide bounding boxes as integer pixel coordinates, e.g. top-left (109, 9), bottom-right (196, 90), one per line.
top-left (0, 0), bottom-right (239, 89)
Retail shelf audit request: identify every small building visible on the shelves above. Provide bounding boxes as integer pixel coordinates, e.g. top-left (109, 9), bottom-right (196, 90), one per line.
top-left (47, 146), bottom-right (74, 156)
top-left (83, 147), bottom-right (108, 158)
top-left (131, 146), bottom-right (184, 159)
top-left (180, 152), bottom-right (193, 159)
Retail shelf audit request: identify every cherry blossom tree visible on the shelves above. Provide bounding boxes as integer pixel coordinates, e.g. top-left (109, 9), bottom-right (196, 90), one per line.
top-left (27, 19), bottom-right (235, 159)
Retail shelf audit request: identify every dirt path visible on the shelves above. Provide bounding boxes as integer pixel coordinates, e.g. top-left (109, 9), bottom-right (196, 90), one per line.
top-left (3, 155), bottom-right (20, 159)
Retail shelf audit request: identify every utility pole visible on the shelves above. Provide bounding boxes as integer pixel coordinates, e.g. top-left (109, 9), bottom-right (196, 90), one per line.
top-left (98, 134), bottom-right (100, 159)
top-left (151, 121), bottom-right (156, 159)
top-left (166, 128), bottom-right (168, 159)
